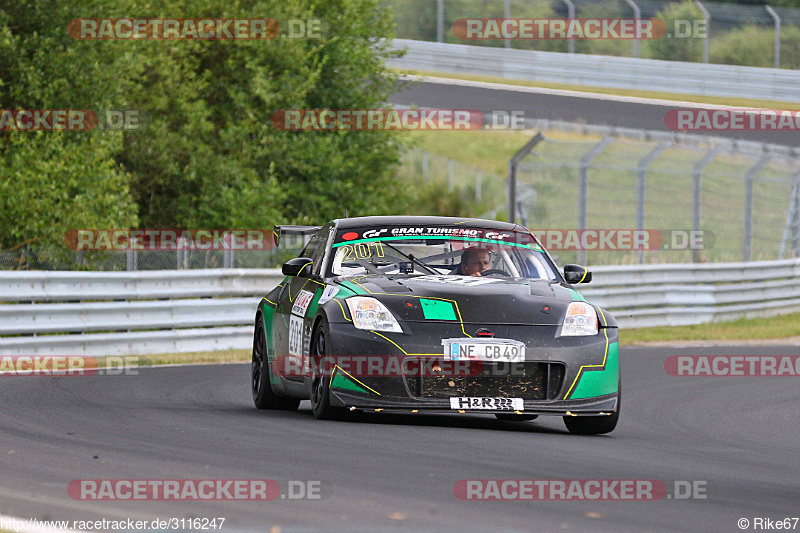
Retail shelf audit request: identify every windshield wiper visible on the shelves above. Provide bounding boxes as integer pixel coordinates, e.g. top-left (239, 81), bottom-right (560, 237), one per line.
top-left (379, 242), bottom-right (437, 274)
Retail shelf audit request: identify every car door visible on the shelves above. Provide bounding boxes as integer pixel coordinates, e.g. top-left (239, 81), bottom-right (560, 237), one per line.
top-left (273, 227), bottom-right (330, 378)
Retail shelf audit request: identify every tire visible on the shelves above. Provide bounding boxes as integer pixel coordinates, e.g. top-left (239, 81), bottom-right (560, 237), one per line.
top-left (495, 413), bottom-right (538, 421)
top-left (563, 390), bottom-right (620, 435)
top-left (252, 314), bottom-right (300, 411)
top-left (563, 411), bottom-right (619, 435)
top-left (309, 318), bottom-right (346, 420)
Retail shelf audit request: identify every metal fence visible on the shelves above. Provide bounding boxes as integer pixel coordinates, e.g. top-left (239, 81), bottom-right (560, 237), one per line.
top-left (397, 122), bottom-right (800, 266)
top-left (511, 122), bottom-right (800, 266)
top-left (2, 262), bottom-right (800, 355)
top-left (387, 0), bottom-right (800, 68)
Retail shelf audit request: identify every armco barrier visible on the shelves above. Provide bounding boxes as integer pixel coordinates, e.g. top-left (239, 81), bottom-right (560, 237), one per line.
top-left (1, 260), bottom-right (799, 355)
top-left (584, 259), bottom-right (800, 328)
top-left (388, 39), bottom-right (800, 103)
top-left (0, 269), bottom-right (284, 356)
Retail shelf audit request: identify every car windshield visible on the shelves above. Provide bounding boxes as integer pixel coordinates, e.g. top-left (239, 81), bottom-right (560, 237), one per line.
top-left (328, 226), bottom-right (559, 281)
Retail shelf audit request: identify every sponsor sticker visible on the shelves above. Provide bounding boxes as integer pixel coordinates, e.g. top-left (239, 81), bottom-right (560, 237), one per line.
top-left (318, 285), bottom-right (339, 305)
top-left (288, 315), bottom-right (303, 356)
top-left (450, 397), bottom-right (524, 411)
top-left (414, 275), bottom-right (501, 286)
top-left (291, 290), bottom-right (315, 316)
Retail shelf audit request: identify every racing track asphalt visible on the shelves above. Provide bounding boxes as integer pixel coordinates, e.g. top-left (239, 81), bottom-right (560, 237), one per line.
top-left (389, 78), bottom-right (800, 147)
top-left (0, 345), bottom-right (797, 532)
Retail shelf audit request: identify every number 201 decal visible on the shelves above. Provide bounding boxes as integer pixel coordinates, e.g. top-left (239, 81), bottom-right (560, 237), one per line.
top-left (289, 315), bottom-right (303, 356)
top-left (340, 242), bottom-right (385, 261)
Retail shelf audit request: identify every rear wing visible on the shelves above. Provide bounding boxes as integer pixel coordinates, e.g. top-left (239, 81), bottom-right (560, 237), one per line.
top-left (274, 225), bottom-right (322, 247)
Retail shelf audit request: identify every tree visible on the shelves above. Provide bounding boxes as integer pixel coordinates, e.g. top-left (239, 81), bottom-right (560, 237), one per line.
top-left (0, 0), bottom-right (408, 258)
top-left (644, 1), bottom-right (705, 62)
top-left (0, 2), bottom-right (139, 250)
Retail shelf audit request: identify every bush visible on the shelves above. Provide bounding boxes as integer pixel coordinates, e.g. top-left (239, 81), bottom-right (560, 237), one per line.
top-left (711, 24), bottom-right (778, 67)
top-left (644, 1), bottom-right (705, 62)
top-left (711, 23), bottom-right (800, 69)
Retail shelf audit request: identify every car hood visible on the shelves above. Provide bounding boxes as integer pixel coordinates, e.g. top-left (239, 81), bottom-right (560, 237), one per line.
top-left (333, 274), bottom-right (584, 326)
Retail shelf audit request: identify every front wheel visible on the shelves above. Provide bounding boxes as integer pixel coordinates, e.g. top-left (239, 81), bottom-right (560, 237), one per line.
top-left (252, 314), bottom-right (300, 411)
top-left (309, 319), bottom-right (345, 420)
top-left (563, 390), bottom-right (620, 435)
top-left (564, 378), bottom-right (621, 435)
top-left (563, 410), bottom-right (619, 435)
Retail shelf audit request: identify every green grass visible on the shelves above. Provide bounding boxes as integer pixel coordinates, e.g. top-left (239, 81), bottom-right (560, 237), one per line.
top-left (110, 349), bottom-right (250, 367)
top-left (395, 68), bottom-right (800, 110)
top-left (620, 311), bottom-right (800, 345)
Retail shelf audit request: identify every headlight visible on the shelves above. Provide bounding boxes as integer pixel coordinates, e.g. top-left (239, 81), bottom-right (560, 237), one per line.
top-left (346, 297), bottom-right (403, 333)
top-left (560, 301), bottom-right (598, 336)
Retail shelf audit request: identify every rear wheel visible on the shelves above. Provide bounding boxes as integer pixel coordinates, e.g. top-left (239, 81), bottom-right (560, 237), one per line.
top-left (252, 314), bottom-right (300, 411)
top-left (495, 413), bottom-right (538, 421)
top-left (310, 319), bottom-right (345, 420)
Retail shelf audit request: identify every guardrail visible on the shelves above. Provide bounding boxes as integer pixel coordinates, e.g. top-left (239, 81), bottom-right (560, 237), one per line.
top-left (0, 269), bottom-right (285, 356)
top-left (388, 39), bottom-right (800, 103)
top-left (583, 259), bottom-right (800, 328)
top-left (1, 260), bottom-right (799, 355)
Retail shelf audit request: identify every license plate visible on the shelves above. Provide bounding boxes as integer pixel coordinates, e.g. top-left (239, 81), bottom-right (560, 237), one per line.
top-left (442, 338), bottom-right (525, 363)
top-left (450, 397), bottom-right (524, 411)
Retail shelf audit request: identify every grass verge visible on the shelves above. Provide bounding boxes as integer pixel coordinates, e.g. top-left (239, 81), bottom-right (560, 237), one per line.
top-left (118, 349), bottom-right (250, 367)
top-left (620, 311), bottom-right (800, 345)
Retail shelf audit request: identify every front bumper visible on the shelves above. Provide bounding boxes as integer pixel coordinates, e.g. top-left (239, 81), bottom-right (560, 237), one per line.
top-left (320, 319), bottom-right (619, 416)
top-left (331, 390), bottom-right (618, 416)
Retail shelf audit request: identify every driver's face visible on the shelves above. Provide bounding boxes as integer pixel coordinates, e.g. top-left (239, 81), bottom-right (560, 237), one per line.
top-left (463, 252), bottom-right (491, 276)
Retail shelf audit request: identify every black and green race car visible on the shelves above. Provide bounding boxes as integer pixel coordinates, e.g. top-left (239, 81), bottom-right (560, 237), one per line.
top-left (252, 216), bottom-right (620, 435)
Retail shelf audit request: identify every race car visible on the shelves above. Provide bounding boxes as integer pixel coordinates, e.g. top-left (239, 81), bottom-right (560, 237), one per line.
top-left (251, 216), bottom-right (619, 435)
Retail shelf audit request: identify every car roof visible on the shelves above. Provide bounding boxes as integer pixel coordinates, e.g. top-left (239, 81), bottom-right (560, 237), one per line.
top-left (332, 216), bottom-right (524, 231)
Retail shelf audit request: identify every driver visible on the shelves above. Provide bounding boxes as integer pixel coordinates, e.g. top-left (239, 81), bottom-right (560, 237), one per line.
top-left (454, 249), bottom-right (491, 276)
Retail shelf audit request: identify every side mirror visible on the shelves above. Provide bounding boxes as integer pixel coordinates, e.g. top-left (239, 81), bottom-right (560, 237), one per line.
top-left (564, 264), bottom-right (592, 284)
top-left (282, 257), bottom-right (313, 277)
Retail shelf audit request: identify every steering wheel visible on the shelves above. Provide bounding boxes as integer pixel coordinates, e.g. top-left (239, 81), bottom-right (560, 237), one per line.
top-left (481, 269), bottom-right (510, 277)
